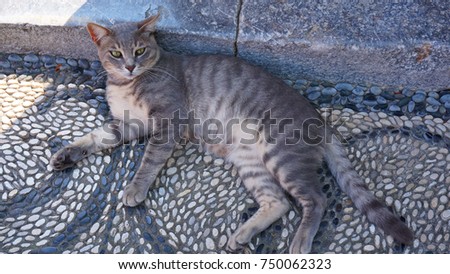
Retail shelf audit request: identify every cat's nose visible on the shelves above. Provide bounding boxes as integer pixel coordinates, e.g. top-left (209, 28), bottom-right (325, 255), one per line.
top-left (125, 65), bottom-right (135, 72)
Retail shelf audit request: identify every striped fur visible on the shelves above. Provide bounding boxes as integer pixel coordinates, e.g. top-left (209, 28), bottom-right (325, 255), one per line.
top-left (324, 135), bottom-right (414, 245)
top-left (50, 16), bottom-right (413, 253)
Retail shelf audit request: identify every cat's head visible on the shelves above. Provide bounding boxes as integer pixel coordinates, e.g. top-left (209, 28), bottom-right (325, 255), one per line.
top-left (87, 14), bottom-right (160, 82)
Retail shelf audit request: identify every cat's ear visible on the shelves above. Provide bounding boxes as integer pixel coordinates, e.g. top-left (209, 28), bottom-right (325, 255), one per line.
top-left (137, 13), bottom-right (160, 34)
top-left (87, 23), bottom-right (111, 45)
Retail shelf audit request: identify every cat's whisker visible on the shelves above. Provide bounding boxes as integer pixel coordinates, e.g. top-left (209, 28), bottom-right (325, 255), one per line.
top-left (96, 70), bottom-right (108, 77)
top-left (143, 70), bottom-right (160, 81)
top-left (94, 70), bottom-right (108, 80)
top-left (148, 66), bottom-right (179, 82)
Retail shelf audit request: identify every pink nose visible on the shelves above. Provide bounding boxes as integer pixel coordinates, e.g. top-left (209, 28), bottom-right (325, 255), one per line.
top-left (125, 65), bottom-right (135, 72)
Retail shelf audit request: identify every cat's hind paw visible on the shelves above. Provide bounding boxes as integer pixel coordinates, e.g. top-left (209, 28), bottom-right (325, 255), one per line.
top-left (226, 233), bottom-right (248, 254)
top-left (123, 183), bottom-right (147, 207)
top-left (51, 146), bottom-right (87, 170)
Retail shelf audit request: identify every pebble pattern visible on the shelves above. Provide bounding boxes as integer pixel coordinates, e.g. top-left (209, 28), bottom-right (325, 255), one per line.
top-left (0, 53), bottom-right (449, 254)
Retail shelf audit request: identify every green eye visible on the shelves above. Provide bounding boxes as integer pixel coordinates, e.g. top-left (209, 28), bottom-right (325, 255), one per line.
top-left (110, 50), bottom-right (122, 58)
top-left (135, 47), bottom-right (146, 56)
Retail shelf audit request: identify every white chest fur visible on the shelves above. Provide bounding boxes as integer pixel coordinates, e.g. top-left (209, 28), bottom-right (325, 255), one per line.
top-left (106, 83), bottom-right (149, 123)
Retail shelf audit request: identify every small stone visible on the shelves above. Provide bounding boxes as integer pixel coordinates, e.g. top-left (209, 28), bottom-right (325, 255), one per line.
top-left (441, 210), bottom-right (450, 221)
top-left (426, 105), bottom-right (438, 112)
top-left (90, 223), bottom-right (100, 234)
top-left (407, 101), bottom-right (415, 112)
top-left (427, 97), bottom-right (441, 106)
top-left (87, 99), bottom-right (99, 108)
top-left (402, 88), bottom-right (414, 97)
top-left (187, 171), bottom-right (196, 179)
top-left (31, 229), bottom-right (42, 236)
top-left (412, 93), bottom-right (426, 103)
top-left (41, 55), bottom-right (55, 63)
top-left (204, 155), bottom-right (213, 164)
top-left (322, 87), bottom-right (337, 96)
top-left (352, 86), bottom-right (365, 96)
top-left (67, 59), bottom-right (78, 67)
top-left (56, 205), bottom-right (67, 214)
top-left (429, 91), bottom-right (439, 99)
top-left (388, 104), bottom-right (401, 112)
top-left (54, 223), bottom-right (66, 232)
top-left (36, 133), bottom-right (47, 140)
top-left (439, 94), bottom-right (450, 104)
top-left (55, 57), bottom-right (67, 64)
top-left (8, 54), bottom-right (22, 62)
top-left (214, 158), bottom-right (224, 166)
top-left (363, 245), bottom-right (375, 252)
top-left (205, 237), bottom-right (215, 250)
top-left (307, 91), bottom-right (321, 101)
top-left (78, 59), bottom-right (90, 69)
top-left (166, 167), bottom-right (177, 176)
top-left (335, 82), bottom-right (353, 91)
top-left (12, 92), bottom-right (26, 99)
top-left (1, 116), bottom-right (11, 125)
top-left (6, 110), bottom-right (16, 119)
top-left (369, 86), bottom-right (382, 95)
top-left (0, 60), bottom-right (11, 68)
top-left (34, 96), bottom-right (46, 105)
top-left (44, 62), bottom-right (56, 69)
top-left (24, 54), bottom-right (39, 63)
top-left (306, 86), bottom-right (321, 94)
top-left (40, 247), bottom-right (58, 254)
top-left (91, 61), bottom-right (102, 70)
top-left (28, 215), bottom-right (40, 222)
top-left (26, 177), bottom-right (35, 186)
top-left (397, 97), bottom-right (410, 107)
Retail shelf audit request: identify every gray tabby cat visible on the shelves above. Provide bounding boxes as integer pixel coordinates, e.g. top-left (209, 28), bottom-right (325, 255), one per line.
top-left (50, 14), bottom-right (413, 253)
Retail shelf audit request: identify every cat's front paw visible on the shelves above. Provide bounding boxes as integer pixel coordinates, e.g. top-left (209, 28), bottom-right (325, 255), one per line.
top-left (123, 183), bottom-right (147, 207)
top-left (51, 146), bottom-right (87, 170)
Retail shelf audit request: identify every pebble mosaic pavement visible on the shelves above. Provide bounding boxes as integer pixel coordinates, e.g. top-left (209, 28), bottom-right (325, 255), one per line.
top-left (0, 53), bottom-right (449, 254)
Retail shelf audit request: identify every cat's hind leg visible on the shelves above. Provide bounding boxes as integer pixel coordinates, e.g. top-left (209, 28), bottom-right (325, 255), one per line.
top-left (263, 145), bottom-right (326, 254)
top-left (226, 147), bottom-right (290, 253)
top-left (286, 184), bottom-right (325, 254)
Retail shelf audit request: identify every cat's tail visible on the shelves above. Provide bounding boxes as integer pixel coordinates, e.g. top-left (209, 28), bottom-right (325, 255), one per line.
top-left (324, 135), bottom-right (414, 244)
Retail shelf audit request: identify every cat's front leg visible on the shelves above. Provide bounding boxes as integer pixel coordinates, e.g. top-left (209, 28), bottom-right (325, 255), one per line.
top-left (51, 119), bottom-right (142, 170)
top-left (51, 145), bottom-right (91, 170)
top-left (123, 131), bottom-right (176, 207)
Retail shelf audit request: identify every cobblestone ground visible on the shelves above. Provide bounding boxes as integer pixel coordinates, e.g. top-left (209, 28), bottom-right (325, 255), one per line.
top-left (0, 53), bottom-right (449, 254)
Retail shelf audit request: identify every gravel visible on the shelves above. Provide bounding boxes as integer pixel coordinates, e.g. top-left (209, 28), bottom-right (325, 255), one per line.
top-left (0, 53), bottom-right (449, 254)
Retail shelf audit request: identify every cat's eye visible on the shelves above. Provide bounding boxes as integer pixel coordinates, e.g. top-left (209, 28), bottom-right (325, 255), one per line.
top-left (135, 47), bottom-right (146, 56)
top-left (110, 50), bottom-right (122, 58)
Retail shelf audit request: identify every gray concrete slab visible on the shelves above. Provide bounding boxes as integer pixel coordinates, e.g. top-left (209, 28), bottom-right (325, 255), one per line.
top-left (237, 0), bottom-right (450, 90)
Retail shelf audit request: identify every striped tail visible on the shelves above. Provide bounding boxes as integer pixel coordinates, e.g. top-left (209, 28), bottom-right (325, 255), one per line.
top-left (324, 135), bottom-right (413, 244)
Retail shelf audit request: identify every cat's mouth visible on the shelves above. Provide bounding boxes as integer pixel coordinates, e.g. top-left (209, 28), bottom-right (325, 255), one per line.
top-left (122, 69), bottom-right (140, 80)
top-left (106, 67), bottom-right (138, 82)
top-left (125, 72), bottom-right (135, 79)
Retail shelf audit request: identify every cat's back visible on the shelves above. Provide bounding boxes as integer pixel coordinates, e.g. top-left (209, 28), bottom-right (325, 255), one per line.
top-left (181, 54), bottom-right (319, 120)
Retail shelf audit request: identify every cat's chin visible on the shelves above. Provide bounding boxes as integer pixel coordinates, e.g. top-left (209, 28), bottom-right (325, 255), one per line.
top-left (123, 72), bottom-right (143, 81)
top-left (107, 74), bottom-right (138, 85)
top-left (120, 72), bottom-right (139, 80)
